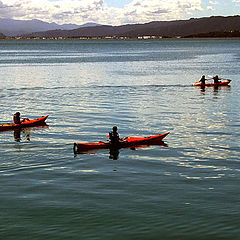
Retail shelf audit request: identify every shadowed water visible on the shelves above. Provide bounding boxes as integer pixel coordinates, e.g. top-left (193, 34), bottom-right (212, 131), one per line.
top-left (0, 39), bottom-right (240, 239)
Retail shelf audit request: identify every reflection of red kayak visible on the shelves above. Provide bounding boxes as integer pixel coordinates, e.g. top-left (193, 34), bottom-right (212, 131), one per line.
top-left (194, 80), bottom-right (231, 87)
top-left (0, 115), bottom-right (49, 132)
top-left (74, 132), bottom-right (170, 153)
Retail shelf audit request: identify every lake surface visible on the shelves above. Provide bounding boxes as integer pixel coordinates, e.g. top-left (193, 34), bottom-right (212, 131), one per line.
top-left (0, 39), bottom-right (240, 239)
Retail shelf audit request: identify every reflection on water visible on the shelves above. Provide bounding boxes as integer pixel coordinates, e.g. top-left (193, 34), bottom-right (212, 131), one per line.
top-left (109, 147), bottom-right (120, 160)
top-left (200, 86), bottom-right (205, 92)
top-left (196, 85), bottom-right (231, 95)
top-left (75, 141), bottom-right (168, 160)
top-left (13, 129), bottom-right (30, 142)
top-left (213, 86), bottom-right (219, 93)
top-left (12, 125), bottom-right (49, 142)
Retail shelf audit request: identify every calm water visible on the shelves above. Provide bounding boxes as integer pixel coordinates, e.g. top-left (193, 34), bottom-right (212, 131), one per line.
top-left (0, 39), bottom-right (240, 239)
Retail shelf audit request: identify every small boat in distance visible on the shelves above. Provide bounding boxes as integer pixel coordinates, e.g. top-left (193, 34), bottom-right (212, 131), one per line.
top-left (0, 115), bottom-right (49, 132)
top-left (194, 80), bottom-right (231, 87)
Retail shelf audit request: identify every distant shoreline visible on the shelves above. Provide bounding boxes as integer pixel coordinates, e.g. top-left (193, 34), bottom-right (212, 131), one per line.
top-left (1, 36), bottom-right (240, 41)
top-left (1, 16), bottom-right (240, 40)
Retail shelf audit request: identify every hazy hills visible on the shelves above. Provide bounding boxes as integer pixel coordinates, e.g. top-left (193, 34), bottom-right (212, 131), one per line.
top-left (21, 16), bottom-right (240, 38)
top-left (1, 16), bottom-right (240, 38)
top-left (0, 18), bottom-right (100, 36)
top-left (0, 32), bottom-right (5, 38)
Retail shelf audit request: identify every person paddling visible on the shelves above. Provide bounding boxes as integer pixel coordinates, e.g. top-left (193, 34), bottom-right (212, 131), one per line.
top-left (213, 75), bottom-right (221, 84)
top-left (13, 112), bottom-right (21, 124)
top-left (199, 75), bottom-right (206, 85)
top-left (13, 112), bottom-right (29, 124)
top-left (109, 126), bottom-right (120, 145)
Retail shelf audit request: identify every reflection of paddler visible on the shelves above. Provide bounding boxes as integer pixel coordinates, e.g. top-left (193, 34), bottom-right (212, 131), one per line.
top-left (213, 85), bottom-right (219, 93)
top-left (109, 147), bottom-right (119, 160)
top-left (13, 129), bottom-right (31, 142)
top-left (14, 129), bottom-right (21, 142)
top-left (24, 129), bottom-right (31, 141)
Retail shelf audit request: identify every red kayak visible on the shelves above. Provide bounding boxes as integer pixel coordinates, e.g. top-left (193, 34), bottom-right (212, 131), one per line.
top-left (0, 115), bottom-right (49, 132)
top-left (74, 132), bottom-right (170, 153)
top-left (194, 80), bottom-right (231, 87)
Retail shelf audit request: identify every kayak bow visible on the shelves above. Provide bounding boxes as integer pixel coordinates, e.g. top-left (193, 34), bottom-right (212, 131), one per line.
top-left (0, 115), bottom-right (49, 132)
top-left (74, 132), bottom-right (170, 153)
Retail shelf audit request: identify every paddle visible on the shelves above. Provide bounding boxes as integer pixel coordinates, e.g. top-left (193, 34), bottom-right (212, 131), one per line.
top-left (208, 75), bottom-right (222, 80)
top-left (209, 75), bottom-right (232, 81)
top-left (208, 75), bottom-right (224, 82)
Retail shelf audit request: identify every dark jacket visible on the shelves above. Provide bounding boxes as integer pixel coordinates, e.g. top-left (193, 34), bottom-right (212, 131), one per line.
top-left (13, 114), bottom-right (21, 124)
top-left (213, 76), bottom-right (220, 84)
top-left (199, 76), bottom-right (206, 84)
top-left (109, 131), bottom-right (120, 144)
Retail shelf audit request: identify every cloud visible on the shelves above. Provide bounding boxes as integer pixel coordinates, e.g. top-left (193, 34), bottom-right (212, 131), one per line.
top-left (207, 0), bottom-right (219, 11)
top-left (209, 0), bottom-right (219, 4)
top-left (0, 0), bottom-right (203, 25)
top-left (207, 0), bottom-right (220, 11)
top-left (0, 1), bottom-right (8, 8)
top-left (207, 6), bottom-right (214, 11)
top-left (121, 0), bottom-right (202, 24)
top-left (0, 1), bottom-right (14, 18)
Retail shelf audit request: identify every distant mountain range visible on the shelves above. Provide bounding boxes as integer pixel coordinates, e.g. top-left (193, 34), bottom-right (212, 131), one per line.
top-left (0, 15), bottom-right (240, 38)
top-left (0, 18), bottom-right (100, 36)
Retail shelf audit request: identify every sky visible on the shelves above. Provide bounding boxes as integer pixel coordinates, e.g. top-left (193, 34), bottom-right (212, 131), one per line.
top-left (0, 0), bottom-right (239, 25)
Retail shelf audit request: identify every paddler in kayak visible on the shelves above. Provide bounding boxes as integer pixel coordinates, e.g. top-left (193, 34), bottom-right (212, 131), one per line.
top-left (213, 75), bottom-right (221, 84)
top-left (199, 75), bottom-right (206, 86)
top-left (13, 112), bottom-right (29, 124)
top-left (13, 112), bottom-right (21, 124)
top-left (109, 126), bottom-right (120, 145)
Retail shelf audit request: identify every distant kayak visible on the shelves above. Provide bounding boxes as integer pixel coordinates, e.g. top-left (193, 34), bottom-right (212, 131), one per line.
top-left (194, 80), bottom-right (231, 87)
top-left (74, 132), bottom-right (170, 153)
top-left (0, 115), bottom-right (49, 132)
